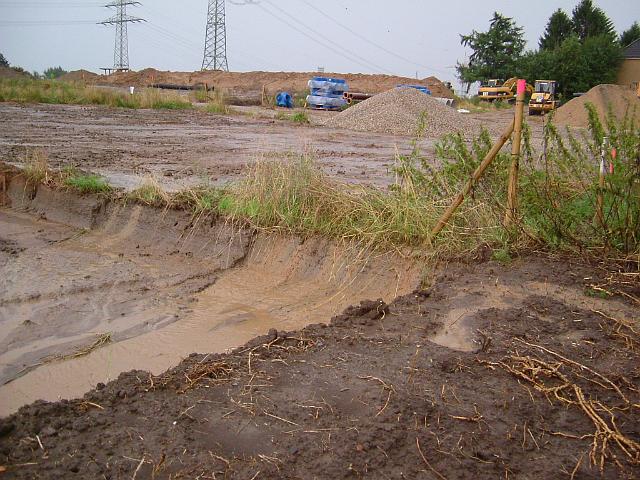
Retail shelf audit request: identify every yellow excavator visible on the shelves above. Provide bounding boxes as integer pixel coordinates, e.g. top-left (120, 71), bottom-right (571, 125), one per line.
top-left (528, 80), bottom-right (560, 115)
top-left (477, 78), bottom-right (533, 102)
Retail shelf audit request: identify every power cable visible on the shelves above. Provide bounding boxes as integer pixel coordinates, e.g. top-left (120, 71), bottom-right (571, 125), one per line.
top-left (254, 2), bottom-right (385, 74)
top-left (262, 0), bottom-right (390, 74)
top-left (298, 0), bottom-right (450, 77)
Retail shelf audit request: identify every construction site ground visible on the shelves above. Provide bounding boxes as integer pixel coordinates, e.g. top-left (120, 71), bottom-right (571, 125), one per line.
top-left (0, 103), bottom-right (543, 191)
top-left (1, 101), bottom-right (638, 479)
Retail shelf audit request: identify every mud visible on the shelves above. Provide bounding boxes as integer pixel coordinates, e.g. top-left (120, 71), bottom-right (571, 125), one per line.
top-left (0, 104), bottom-right (546, 192)
top-left (0, 174), bottom-right (419, 416)
top-left (1, 253), bottom-right (638, 479)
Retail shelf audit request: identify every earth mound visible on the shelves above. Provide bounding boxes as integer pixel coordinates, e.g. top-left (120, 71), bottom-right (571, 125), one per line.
top-left (324, 87), bottom-right (484, 137)
top-left (59, 70), bottom-right (100, 83)
top-left (554, 84), bottom-right (640, 128)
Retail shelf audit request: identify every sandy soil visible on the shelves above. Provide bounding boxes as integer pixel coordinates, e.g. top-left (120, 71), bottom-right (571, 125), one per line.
top-left (0, 173), bottom-right (419, 416)
top-left (0, 103), bottom-right (542, 192)
top-left (1, 251), bottom-right (638, 479)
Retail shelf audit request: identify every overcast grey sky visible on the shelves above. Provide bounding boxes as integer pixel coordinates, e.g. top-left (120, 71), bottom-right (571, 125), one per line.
top-left (0, 0), bottom-right (638, 83)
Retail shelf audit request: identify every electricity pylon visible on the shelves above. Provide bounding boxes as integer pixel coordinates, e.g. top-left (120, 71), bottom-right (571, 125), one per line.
top-left (100, 1), bottom-right (144, 72)
top-left (202, 0), bottom-right (229, 71)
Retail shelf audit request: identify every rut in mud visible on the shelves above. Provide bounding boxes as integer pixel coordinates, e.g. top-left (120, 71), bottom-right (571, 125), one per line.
top-left (0, 173), bottom-right (419, 416)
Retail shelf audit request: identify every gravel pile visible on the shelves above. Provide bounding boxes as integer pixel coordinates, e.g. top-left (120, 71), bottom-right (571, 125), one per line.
top-left (554, 84), bottom-right (640, 128)
top-left (323, 88), bottom-right (485, 137)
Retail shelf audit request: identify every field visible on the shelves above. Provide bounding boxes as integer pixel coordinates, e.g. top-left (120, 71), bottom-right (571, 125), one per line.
top-left (0, 77), bottom-right (638, 479)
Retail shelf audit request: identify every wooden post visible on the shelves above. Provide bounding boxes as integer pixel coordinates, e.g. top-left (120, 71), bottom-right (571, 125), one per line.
top-left (596, 138), bottom-right (607, 228)
top-left (431, 120), bottom-right (515, 238)
top-left (504, 79), bottom-right (526, 227)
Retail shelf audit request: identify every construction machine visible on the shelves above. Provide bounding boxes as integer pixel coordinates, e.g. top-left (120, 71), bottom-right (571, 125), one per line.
top-left (477, 78), bottom-right (533, 102)
top-left (528, 80), bottom-right (560, 115)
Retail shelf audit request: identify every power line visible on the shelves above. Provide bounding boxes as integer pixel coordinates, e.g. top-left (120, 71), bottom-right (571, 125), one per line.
top-left (298, 0), bottom-right (449, 77)
top-left (261, 0), bottom-right (390, 74)
top-left (253, 3), bottom-right (382, 74)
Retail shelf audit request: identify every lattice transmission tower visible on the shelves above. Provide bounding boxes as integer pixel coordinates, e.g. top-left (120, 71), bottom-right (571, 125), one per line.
top-left (202, 0), bottom-right (229, 71)
top-left (100, 1), bottom-right (144, 72)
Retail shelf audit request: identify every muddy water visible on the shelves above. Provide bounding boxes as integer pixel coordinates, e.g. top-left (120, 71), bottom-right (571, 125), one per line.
top-left (0, 221), bottom-right (419, 416)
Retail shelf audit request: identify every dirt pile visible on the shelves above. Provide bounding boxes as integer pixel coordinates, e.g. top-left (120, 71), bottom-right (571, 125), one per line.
top-left (324, 87), bottom-right (485, 137)
top-left (554, 84), bottom-right (640, 128)
top-left (58, 70), bottom-right (100, 83)
top-left (92, 69), bottom-right (453, 98)
top-left (1, 256), bottom-right (638, 479)
top-left (0, 67), bottom-right (30, 79)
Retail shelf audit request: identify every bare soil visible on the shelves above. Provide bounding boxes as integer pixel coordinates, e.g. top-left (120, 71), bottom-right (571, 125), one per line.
top-left (89, 69), bottom-right (454, 100)
top-left (1, 250), bottom-right (638, 479)
top-left (0, 104), bottom-right (542, 191)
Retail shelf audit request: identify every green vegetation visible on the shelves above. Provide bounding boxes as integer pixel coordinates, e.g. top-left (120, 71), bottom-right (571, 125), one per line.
top-left (457, 12), bottom-right (526, 86)
top-left (0, 78), bottom-right (192, 110)
top-left (43, 66), bottom-right (67, 80)
top-left (22, 150), bottom-right (50, 184)
top-left (459, 1), bottom-right (624, 98)
top-left (275, 111), bottom-right (310, 124)
top-left (127, 177), bottom-right (169, 206)
top-left (64, 174), bottom-right (111, 194)
top-left (620, 22), bottom-right (640, 47)
top-left (203, 89), bottom-right (230, 114)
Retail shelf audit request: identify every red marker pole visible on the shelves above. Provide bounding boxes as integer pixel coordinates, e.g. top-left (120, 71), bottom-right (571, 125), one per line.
top-left (505, 79), bottom-right (526, 227)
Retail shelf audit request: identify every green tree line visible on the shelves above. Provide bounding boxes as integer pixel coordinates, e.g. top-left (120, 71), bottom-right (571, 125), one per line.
top-left (457, 0), bottom-right (640, 97)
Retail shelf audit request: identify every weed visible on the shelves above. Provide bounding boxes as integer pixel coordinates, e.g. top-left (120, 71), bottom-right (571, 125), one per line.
top-left (22, 149), bottom-right (49, 184)
top-left (492, 248), bottom-right (512, 264)
top-left (64, 174), bottom-right (111, 194)
top-left (128, 177), bottom-right (169, 206)
top-left (275, 111), bottom-right (310, 124)
top-left (204, 89), bottom-right (230, 115)
top-left (290, 112), bottom-right (309, 124)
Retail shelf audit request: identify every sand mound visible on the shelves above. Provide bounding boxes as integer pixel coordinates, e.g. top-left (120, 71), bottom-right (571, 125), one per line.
top-left (59, 70), bottom-right (100, 82)
top-left (91, 69), bottom-right (453, 98)
top-left (323, 88), bottom-right (483, 137)
top-left (554, 84), bottom-right (640, 128)
top-left (0, 67), bottom-right (30, 79)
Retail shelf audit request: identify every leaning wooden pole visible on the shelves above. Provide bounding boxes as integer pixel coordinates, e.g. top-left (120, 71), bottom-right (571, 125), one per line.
top-left (430, 120), bottom-right (515, 238)
top-left (504, 79), bottom-right (527, 227)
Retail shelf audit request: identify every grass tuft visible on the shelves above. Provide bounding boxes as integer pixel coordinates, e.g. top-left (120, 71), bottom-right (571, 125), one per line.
top-left (128, 177), bottom-right (170, 206)
top-left (64, 174), bottom-right (111, 194)
top-left (22, 149), bottom-right (50, 184)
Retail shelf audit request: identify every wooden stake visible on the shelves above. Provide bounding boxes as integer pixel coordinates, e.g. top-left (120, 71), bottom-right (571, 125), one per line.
top-left (431, 120), bottom-right (515, 238)
top-left (504, 79), bottom-right (527, 227)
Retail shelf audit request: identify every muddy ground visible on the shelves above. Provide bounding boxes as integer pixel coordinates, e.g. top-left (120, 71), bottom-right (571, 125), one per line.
top-left (0, 173), bottom-right (418, 415)
top-left (1, 252), bottom-right (638, 479)
top-left (0, 103), bottom-right (540, 191)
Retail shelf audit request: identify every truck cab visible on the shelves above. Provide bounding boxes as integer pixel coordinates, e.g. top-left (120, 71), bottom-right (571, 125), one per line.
top-left (529, 80), bottom-right (559, 115)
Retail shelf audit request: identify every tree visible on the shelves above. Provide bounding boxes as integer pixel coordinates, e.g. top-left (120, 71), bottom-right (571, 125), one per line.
top-left (43, 66), bottom-right (67, 79)
top-left (539, 9), bottom-right (573, 50)
top-left (571, 0), bottom-right (616, 42)
top-left (0, 52), bottom-right (9, 68)
top-left (457, 12), bottom-right (526, 85)
top-left (620, 22), bottom-right (640, 47)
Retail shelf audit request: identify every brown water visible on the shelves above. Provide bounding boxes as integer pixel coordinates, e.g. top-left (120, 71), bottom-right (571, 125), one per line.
top-left (0, 215), bottom-right (419, 416)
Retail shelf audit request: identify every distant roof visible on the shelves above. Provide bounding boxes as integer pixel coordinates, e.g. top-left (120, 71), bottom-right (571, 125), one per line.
top-left (624, 39), bottom-right (640, 59)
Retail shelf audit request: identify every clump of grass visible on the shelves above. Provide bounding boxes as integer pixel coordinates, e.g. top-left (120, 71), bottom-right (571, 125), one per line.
top-left (22, 149), bottom-right (50, 184)
top-left (275, 111), bottom-right (310, 124)
top-left (204, 89), bottom-right (230, 115)
top-left (291, 112), bottom-right (310, 123)
top-left (128, 176), bottom-right (170, 206)
top-left (64, 174), bottom-right (111, 194)
top-left (172, 185), bottom-right (225, 213)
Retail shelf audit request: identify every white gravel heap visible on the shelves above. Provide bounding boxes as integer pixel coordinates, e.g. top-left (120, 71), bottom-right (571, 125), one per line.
top-left (324, 87), bottom-right (483, 137)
